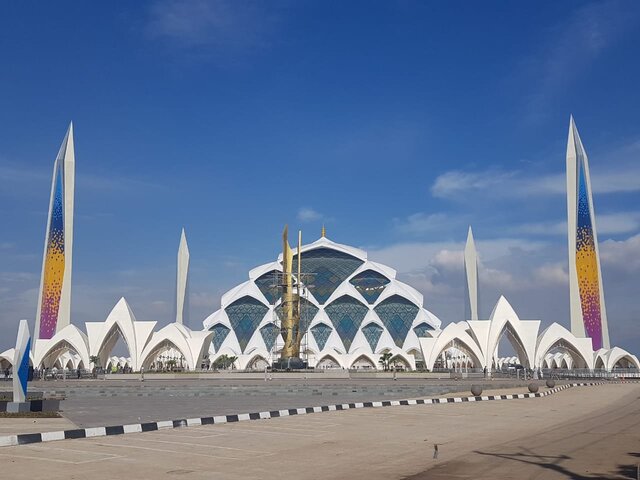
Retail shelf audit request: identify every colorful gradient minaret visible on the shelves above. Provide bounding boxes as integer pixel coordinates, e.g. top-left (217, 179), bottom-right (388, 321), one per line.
top-left (34, 123), bottom-right (75, 340)
top-left (566, 116), bottom-right (610, 350)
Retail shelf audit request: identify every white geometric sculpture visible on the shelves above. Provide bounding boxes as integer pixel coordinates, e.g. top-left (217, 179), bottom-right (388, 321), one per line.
top-left (176, 228), bottom-right (190, 326)
top-left (35, 123), bottom-right (75, 340)
top-left (464, 226), bottom-right (479, 321)
top-left (566, 116), bottom-right (610, 349)
top-left (13, 320), bottom-right (31, 403)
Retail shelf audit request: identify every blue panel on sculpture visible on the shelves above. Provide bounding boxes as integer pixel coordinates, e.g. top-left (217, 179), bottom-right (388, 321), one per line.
top-left (292, 248), bottom-right (363, 304)
top-left (260, 323), bottom-right (280, 351)
top-left (374, 295), bottom-right (419, 348)
top-left (310, 323), bottom-right (333, 351)
top-left (255, 270), bottom-right (280, 304)
top-left (413, 322), bottom-right (434, 338)
top-left (225, 296), bottom-right (269, 353)
top-left (325, 295), bottom-right (369, 352)
top-left (209, 324), bottom-right (230, 351)
top-left (350, 270), bottom-right (390, 304)
top-left (361, 322), bottom-right (383, 351)
top-left (18, 338), bottom-right (31, 395)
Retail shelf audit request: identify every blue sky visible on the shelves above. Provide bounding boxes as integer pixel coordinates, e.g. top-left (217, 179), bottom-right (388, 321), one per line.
top-left (1, 1), bottom-right (640, 353)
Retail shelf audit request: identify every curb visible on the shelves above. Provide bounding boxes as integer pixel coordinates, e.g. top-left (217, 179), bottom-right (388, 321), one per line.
top-left (0, 381), bottom-right (619, 447)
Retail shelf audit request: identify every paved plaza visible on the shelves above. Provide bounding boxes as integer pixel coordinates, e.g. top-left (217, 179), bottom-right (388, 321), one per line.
top-left (21, 377), bottom-right (535, 428)
top-left (0, 382), bottom-right (637, 479)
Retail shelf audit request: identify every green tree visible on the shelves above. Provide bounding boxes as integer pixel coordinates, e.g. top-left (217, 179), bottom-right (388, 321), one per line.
top-left (379, 353), bottom-right (393, 371)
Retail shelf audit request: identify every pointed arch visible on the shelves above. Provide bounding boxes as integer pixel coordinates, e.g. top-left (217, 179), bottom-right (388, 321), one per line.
top-left (316, 354), bottom-right (342, 369)
top-left (349, 353), bottom-right (377, 369)
top-left (246, 354), bottom-right (270, 370)
top-left (535, 323), bottom-right (593, 369)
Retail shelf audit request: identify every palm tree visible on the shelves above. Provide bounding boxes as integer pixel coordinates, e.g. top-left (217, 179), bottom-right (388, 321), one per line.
top-left (379, 353), bottom-right (393, 371)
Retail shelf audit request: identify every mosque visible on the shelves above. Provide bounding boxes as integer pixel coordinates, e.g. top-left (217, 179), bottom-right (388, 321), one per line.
top-left (1, 118), bottom-right (639, 374)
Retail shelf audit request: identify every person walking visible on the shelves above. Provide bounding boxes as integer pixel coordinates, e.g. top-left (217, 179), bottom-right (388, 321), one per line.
top-left (433, 444), bottom-right (438, 459)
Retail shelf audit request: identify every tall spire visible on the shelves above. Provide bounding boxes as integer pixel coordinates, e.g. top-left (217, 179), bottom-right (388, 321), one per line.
top-left (464, 226), bottom-right (479, 321)
top-left (566, 116), bottom-right (609, 350)
top-left (321, 224), bottom-right (326, 238)
top-left (35, 122), bottom-right (75, 340)
top-left (176, 228), bottom-right (190, 326)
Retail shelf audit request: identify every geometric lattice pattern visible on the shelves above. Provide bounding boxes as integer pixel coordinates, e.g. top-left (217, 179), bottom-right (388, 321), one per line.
top-left (325, 295), bottom-right (369, 352)
top-left (361, 322), bottom-right (383, 351)
top-left (350, 270), bottom-right (390, 304)
top-left (255, 270), bottom-right (280, 305)
top-left (225, 296), bottom-right (269, 353)
top-left (413, 322), bottom-right (434, 338)
top-left (310, 323), bottom-right (333, 351)
top-left (39, 163), bottom-right (65, 340)
top-left (374, 295), bottom-right (419, 348)
top-left (260, 323), bottom-right (280, 351)
top-left (293, 248), bottom-right (363, 304)
top-left (576, 159), bottom-right (603, 350)
top-left (209, 323), bottom-right (231, 352)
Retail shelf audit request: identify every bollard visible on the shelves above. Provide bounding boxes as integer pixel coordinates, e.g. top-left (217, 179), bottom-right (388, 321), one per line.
top-left (528, 383), bottom-right (539, 393)
top-left (546, 379), bottom-right (556, 388)
top-left (470, 385), bottom-right (483, 396)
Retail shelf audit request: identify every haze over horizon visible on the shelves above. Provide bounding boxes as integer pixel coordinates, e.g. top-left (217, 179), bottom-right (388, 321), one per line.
top-left (1, 1), bottom-right (640, 354)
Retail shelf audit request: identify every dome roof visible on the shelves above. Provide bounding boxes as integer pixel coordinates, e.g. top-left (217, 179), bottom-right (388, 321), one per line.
top-left (203, 236), bottom-right (441, 370)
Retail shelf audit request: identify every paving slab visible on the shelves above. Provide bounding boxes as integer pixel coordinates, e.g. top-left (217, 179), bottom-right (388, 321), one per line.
top-left (0, 383), bottom-right (636, 479)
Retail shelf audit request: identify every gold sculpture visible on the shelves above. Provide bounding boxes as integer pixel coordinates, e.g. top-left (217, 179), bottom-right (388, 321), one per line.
top-left (280, 225), bottom-right (301, 359)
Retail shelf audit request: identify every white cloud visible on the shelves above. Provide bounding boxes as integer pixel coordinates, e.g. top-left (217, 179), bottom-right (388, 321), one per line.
top-left (515, 212), bottom-right (640, 236)
top-left (146, 0), bottom-right (280, 54)
top-left (297, 207), bottom-right (323, 222)
top-left (600, 234), bottom-right (640, 273)
top-left (394, 212), bottom-right (466, 235)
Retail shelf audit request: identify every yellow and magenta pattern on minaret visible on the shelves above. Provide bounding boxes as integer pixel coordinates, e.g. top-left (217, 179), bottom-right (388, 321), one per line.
top-left (575, 160), bottom-right (603, 350)
top-left (39, 164), bottom-right (65, 339)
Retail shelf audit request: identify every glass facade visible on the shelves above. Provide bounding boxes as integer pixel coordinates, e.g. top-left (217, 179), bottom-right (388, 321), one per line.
top-left (349, 270), bottom-right (390, 304)
top-left (225, 296), bottom-right (269, 353)
top-left (310, 323), bottom-right (333, 350)
top-left (259, 322), bottom-right (280, 351)
top-left (361, 322), bottom-right (383, 351)
top-left (413, 322), bottom-right (434, 338)
top-left (293, 248), bottom-right (363, 304)
top-left (325, 295), bottom-right (369, 352)
top-left (255, 270), bottom-right (280, 305)
top-left (209, 323), bottom-right (230, 352)
top-left (374, 295), bottom-right (419, 348)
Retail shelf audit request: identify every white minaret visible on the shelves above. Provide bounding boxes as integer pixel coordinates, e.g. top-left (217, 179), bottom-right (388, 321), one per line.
top-left (34, 123), bottom-right (75, 340)
top-left (176, 228), bottom-right (190, 326)
top-left (464, 226), bottom-right (479, 321)
top-left (566, 116), bottom-right (610, 349)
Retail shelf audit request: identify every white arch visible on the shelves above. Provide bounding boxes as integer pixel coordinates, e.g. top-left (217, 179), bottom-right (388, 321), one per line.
top-left (419, 322), bottom-right (485, 371)
top-left (33, 324), bottom-right (90, 370)
top-left (349, 353), bottom-right (377, 369)
top-left (140, 324), bottom-right (214, 371)
top-left (316, 354), bottom-right (343, 369)
top-left (484, 297), bottom-right (539, 369)
top-left (606, 347), bottom-right (640, 372)
top-left (85, 298), bottom-right (156, 371)
top-left (535, 323), bottom-right (594, 369)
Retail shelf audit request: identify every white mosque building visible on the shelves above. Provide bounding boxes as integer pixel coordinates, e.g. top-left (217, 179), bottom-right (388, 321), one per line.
top-left (1, 118), bottom-right (639, 375)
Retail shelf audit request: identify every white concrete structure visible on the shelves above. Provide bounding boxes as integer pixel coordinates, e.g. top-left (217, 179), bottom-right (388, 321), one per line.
top-left (16, 298), bottom-right (212, 372)
top-left (176, 228), bottom-right (190, 326)
top-left (419, 296), bottom-right (639, 373)
top-left (12, 320), bottom-right (31, 403)
top-left (35, 123), bottom-right (75, 341)
top-left (566, 116), bottom-right (610, 349)
top-left (203, 235), bottom-right (442, 370)
top-left (464, 226), bottom-right (479, 321)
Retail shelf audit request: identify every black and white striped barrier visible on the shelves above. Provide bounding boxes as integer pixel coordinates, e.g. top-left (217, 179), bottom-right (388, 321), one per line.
top-left (0, 381), bottom-right (621, 447)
